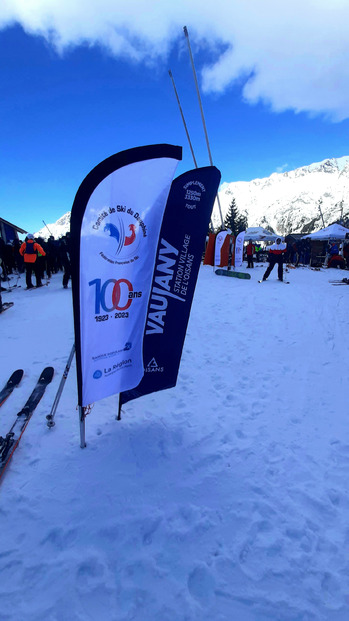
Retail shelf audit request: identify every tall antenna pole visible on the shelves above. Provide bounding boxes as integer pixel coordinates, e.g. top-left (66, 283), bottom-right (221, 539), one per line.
top-left (169, 70), bottom-right (198, 168)
top-left (183, 25), bottom-right (224, 228)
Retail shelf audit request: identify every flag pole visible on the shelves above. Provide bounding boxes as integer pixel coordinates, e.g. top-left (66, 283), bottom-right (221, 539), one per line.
top-left (168, 69), bottom-right (214, 231)
top-left (168, 70), bottom-right (198, 168)
top-left (183, 25), bottom-right (224, 228)
top-left (117, 396), bottom-right (122, 421)
top-left (79, 406), bottom-right (86, 448)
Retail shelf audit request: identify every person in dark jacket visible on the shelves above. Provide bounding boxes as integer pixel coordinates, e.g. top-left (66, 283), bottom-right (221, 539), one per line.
top-left (246, 239), bottom-right (255, 268)
top-left (35, 236), bottom-right (48, 281)
top-left (19, 234), bottom-right (46, 289)
top-left (59, 233), bottom-right (72, 288)
top-left (262, 238), bottom-right (287, 281)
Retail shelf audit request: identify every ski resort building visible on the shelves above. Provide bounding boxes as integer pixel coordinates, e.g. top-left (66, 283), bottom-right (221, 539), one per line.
top-left (0, 217), bottom-right (27, 243)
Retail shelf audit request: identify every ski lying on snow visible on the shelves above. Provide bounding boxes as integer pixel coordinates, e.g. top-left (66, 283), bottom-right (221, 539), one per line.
top-left (258, 280), bottom-right (290, 284)
top-left (0, 370), bottom-right (24, 408)
top-left (0, 367), bottom-right (54, 480)
top-left (215, 269), bottom-right (251, 280)
top-left (329, 278), bottom-right (349, 284)
top-left (0, 302), bottom-right (14, 313)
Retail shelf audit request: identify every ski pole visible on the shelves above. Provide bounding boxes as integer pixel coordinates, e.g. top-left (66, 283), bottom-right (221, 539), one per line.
top-left (46, 343), bottom-right (75, 428)
top-left (42, 220), bottom-right (53, 237)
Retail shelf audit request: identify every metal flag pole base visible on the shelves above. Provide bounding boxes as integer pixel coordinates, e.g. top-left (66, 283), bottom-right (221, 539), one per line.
top-left (117, 396), bottom-right (122, 421)
top-left (46, 343), bottom-right (75, 428)
top-left (79, 406), bottom-right (86, 448)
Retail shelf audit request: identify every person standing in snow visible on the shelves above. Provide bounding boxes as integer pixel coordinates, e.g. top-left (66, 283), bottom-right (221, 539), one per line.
top-left (262, 238), bottom-right (287, 282)
top-left (19, 234), bottom-right (46, 289)
top-left (59, 233), bottom-right (72, 289)
top-left (246, 239), bottom-right (255, 268)
top-left (254, 242), bottom-right (262, 262)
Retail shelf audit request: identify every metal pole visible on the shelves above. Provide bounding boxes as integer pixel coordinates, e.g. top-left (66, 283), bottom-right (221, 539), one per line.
top-left (183, 25), bottom-right (224, 228)
top-left (117, 396), bottom-right (122, 421)
top-left (168, 68), bottom-right (214, 231)
top-left (79, 406), bottom-right (86, 448)
top-left (42, 220), bottom-right (53, 236)
top-left (169, 69), bottom-right (198, 168)
top-left (46, 343), bottom-right (75, 428)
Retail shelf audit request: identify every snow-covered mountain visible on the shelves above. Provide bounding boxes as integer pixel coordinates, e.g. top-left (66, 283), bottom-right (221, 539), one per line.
top-left (35, 212), bottom-right (71, 240)
top-left (215, 155), bottom-right (349, 234)
top-left (35, 156), bottom-right (349, 239)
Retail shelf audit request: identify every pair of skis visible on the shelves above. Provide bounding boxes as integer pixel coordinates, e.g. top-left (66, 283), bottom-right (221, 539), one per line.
top-left (258, 279), bottom-right (290, 284)
top-left (0, 367), bottom-right (54, 480)
top-left (329, 278), bottom-right (349, 286)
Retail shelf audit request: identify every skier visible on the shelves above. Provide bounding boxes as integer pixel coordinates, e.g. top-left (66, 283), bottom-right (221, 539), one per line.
top-left (246, 239), bottom-right (255, 268)
top-left (19, 234), bottom-right (46, 289)
top-left (261, 238), bottom-right (287, 282)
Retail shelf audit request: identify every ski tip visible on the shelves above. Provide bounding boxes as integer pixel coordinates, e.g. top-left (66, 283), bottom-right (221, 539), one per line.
top-left (39, 367), bottom-right (54, 384)
top-left (9, 369), bottom-right (24, 385)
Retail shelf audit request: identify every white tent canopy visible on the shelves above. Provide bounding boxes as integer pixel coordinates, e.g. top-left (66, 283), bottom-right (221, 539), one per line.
top-left (244, 227), bottom-right (280, 242)
top-left (303, 223), bottom-right (349, 241)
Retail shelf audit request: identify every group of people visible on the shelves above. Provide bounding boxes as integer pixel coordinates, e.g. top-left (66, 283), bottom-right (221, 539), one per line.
top-left (0, 233), bottom-right (72, 291)
top-left (245, 236), bottom-right (349, 279)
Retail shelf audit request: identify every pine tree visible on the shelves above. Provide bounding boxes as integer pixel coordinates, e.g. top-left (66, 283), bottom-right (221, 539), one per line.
top-left (224, 198), bottom-right (248, 236)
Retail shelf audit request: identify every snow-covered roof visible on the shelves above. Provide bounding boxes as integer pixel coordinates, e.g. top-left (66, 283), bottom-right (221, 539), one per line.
top-left (303, 223), bottom-right (349, 240)
top-left (244, 226), bottom-right (280, 241)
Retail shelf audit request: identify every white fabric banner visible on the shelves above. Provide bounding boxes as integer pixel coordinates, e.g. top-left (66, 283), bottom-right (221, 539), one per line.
top-left (214, 231), bottom-right (229, 266)
top-left (75, 149), bottom-right (181, 406)
top-left (235, 231), bottom-right (245, 267)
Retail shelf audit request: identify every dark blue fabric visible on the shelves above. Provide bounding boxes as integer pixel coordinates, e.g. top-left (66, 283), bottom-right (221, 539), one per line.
top-left (120, 166), bottom-right (221, 406)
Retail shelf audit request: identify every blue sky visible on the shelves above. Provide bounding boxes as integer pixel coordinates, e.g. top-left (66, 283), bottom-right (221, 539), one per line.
top-left (1, 2), bottom-right (349, 234)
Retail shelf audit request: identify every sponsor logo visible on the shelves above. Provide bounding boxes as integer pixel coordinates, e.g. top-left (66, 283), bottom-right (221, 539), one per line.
top-left (145, 357), bottom-right (164, 373)
top-left (92, 342), bottom-right (132, 362)
top-left (92, 206), bottom-right (147, 265)
top-left (93, 359), bottom-right (132, 379)
top-left (103, 359), bottom-right (132, 376)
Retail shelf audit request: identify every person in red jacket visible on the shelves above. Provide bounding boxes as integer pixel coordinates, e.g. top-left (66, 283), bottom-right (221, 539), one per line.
top-left (246, 239), bottom-right (255, 268)
top-left (19, 234), bottom-right (46, 289)
top-left (262, 238), bottom-right (287, 282)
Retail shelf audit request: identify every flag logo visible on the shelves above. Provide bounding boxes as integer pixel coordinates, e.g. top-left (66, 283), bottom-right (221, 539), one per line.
top-left (98, 211), bottom-right (143, 265)
top-left (145, 358), bottom-right (164, 373)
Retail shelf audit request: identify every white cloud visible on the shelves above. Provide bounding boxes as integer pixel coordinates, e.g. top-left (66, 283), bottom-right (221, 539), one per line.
top-left (2, 0), bottom-right (349, 120)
